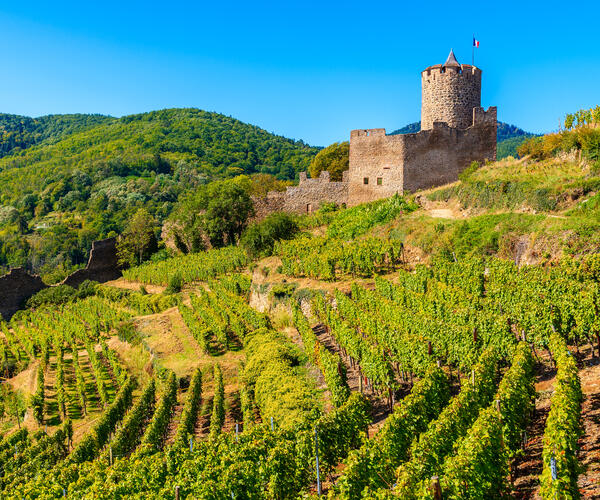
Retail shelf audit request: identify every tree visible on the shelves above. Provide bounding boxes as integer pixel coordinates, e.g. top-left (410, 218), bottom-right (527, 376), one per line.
top-left (0, 385), bottom-right (26, 428)
top-left (168, 176), bottom-right (254, 250)
top-left (116, 208), bottom-right (158, 267)
top-left (308, 142), bottom-right (349, 181)
top-left (241, 212), bottom-right (299, 258)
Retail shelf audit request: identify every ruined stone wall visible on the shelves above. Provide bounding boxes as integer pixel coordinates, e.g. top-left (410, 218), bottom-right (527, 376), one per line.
top-left (347, 106), bottom-right (496, 205)
top-left (282, 171), bottom-right (348, 214)
top-left (62, 237), bottom-right (121, 288)
top-left (0, 268), bottom-right (48, 320)
top-left (0, 237), bottom-right (121, 320)
top-left (421, 65), bottom-right (481, 130)
top-left (348, 128), bottom-right (405, 206)
top-left (251, 191), bottom-right (286, 221)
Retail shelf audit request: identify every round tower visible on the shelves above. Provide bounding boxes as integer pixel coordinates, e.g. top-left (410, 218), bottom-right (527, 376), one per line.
top-left (421, 49), bottom-right (482, 130)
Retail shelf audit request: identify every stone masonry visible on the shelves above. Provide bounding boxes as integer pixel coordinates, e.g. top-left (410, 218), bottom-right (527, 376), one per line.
top-left (259, 49), bottom-right (497, 213)
top-left (257, 170), bottom-right (348, 216)
top-left (347, 49), bottom-right (496, 206)
top-left (0, 237), bottom-right (121, 320)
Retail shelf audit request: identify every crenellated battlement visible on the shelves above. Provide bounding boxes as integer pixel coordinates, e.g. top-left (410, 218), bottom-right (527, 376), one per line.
top-left (421, 64), bottom-right (481, 78)
top-left (473, 106), bottom-right (497, 126)
top-left (350, 128), bottom-right (386, 138)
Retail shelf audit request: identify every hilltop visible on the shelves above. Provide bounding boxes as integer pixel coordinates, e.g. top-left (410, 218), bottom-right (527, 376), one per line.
top-left (0, 109), bottom-right (319, 280)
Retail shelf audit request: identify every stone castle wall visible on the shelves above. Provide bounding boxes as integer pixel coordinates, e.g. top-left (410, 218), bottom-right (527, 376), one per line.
top-left (348, 106), bottom-right (497, 205)
top-left (62, 238), bottom-right (121, 288)
top-left (256, 171), bottom-right (348, 218)
top-left (283, 171), bottom-right (348, 213)
top-left (421, 65), bottom-right (481, 130)
top-left (0, 237), bottom-right (121, 320)
top-left (0, 268), bottom-right (48, 320)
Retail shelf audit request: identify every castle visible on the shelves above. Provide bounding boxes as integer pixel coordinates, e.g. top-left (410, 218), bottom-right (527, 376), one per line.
top-left (257, 50), bottom-right (497, 215)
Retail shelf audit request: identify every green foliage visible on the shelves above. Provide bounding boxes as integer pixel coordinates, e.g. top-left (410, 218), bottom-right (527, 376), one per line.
top-left (31, 365), bottom-right (45, 425)
top-left (174, 368), bottom-right (202, 445)
top-left (497, 134), bottom-right (537, 159)
top-left (518, 125), bottom-right (600, 161)
top-left (116, 208), bottom-right (158, 267)
top-left (325, 194), bottom-right (417, 240)
top-left (437, 406), bottom-right (508, 499)
top-left (291, 302), bottom-right (350, 407)
top-left (335, 365), bottom-right (449, 499)
top-left (540, 331), bottom-right (583, 499)
top-left (210, 364), bottom-right (226, 438)
top-left (394, 349), bottom-right (499, 498)
top-left (0, 109), bottom-right (318, 279)
top-left (165, 273), bottom-right (183, 294)
top-left (26, 281), bottom-right (98, 308)
top-left (308, 141), bottom-right (349, 181)
top-left (458, 160), bottom-right (481, 182)
top-left (123, 245), bottom-right (248, 286)
top-left (243, 327), bottom-right (320, 429)
top-left (69, 377), bottom-right (135, 463)
top-left (110, 378), bottom-right (156, 459)
top-left (241, 212), bottom-right (299, 258)
top-left (141, 371), bottom-right (178, 450)
top-left (167, 176), bottom-right (254, 250)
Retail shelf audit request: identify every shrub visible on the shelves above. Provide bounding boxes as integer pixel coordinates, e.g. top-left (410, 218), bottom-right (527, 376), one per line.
top-left (166, 272), bottom-right (183, 293)
top-left (241, 212), bottom-right (299, 258)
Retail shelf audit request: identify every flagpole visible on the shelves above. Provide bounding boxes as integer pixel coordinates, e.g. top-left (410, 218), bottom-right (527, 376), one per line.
top-left (472, 34), bottom-right (474, 66)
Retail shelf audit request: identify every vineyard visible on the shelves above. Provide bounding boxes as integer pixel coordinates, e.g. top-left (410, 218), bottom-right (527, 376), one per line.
top-left (1, 191), bottom-right (600, 499)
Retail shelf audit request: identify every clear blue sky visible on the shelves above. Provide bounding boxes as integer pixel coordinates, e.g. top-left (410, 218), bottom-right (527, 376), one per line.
top-left (0, 1), bottom-right (598, 147)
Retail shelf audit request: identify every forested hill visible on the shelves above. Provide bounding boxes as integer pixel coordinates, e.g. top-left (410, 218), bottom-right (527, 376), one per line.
top-left (0, 113), bottom-right (115, 157)
top-left (0, 108), bottom-right (319, 281)
top-left (0, 108), bottom-right (318, 205)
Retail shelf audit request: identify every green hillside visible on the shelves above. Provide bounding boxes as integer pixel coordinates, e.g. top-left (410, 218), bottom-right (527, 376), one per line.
top-left (0, 108), bottom-right (319, 280)
top-left (0, 113), bottom-right (115, 157)
top-left (2, 113), bottom-right (600, 500)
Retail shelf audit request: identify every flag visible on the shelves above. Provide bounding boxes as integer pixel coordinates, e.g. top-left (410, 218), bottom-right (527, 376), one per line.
top-left (473, 37), bottom-right (480, 48)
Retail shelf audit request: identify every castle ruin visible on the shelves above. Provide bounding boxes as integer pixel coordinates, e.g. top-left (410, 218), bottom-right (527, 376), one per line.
top-left (261, 50), bottom-right (496, 213)
top-left (348, 49), bottom-right (496, 205)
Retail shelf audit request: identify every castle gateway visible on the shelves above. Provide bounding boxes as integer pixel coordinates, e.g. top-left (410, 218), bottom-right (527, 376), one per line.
top-left (347, 49), bottom-right (497, 206)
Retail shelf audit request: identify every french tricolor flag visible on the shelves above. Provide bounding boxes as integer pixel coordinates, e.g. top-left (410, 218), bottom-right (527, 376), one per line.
top-left (473, 37), bottom-right (480, 48)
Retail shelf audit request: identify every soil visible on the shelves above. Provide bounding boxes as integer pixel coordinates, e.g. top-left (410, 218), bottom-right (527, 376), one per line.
top-left (512, 345), bottom-right (600, 499)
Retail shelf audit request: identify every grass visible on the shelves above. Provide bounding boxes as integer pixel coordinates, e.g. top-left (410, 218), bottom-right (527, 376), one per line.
top-left (427, 156), bottom-right (600, 213)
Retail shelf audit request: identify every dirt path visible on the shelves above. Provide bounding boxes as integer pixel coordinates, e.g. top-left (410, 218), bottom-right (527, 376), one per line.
top-left (164, 395), bottom-right (185, 446)
top-left (312, 323), bottom-right (392, 431)
top-left (512, 352), bottom-right (555, 499)
top-left (577, 351), bottom-right (600, 498)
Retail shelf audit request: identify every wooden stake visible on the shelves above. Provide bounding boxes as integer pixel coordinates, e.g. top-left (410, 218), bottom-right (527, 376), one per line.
top-left (431, 476), bottom-right (442, 500)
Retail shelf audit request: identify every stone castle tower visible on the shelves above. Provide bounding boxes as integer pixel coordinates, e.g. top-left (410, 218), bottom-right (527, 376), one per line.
top-left (347, 50), bottom-right (497, 205)
top-left (421, 49), bottom-right (482, 130)
top-left (257, 50), bottom-right (497, 215)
